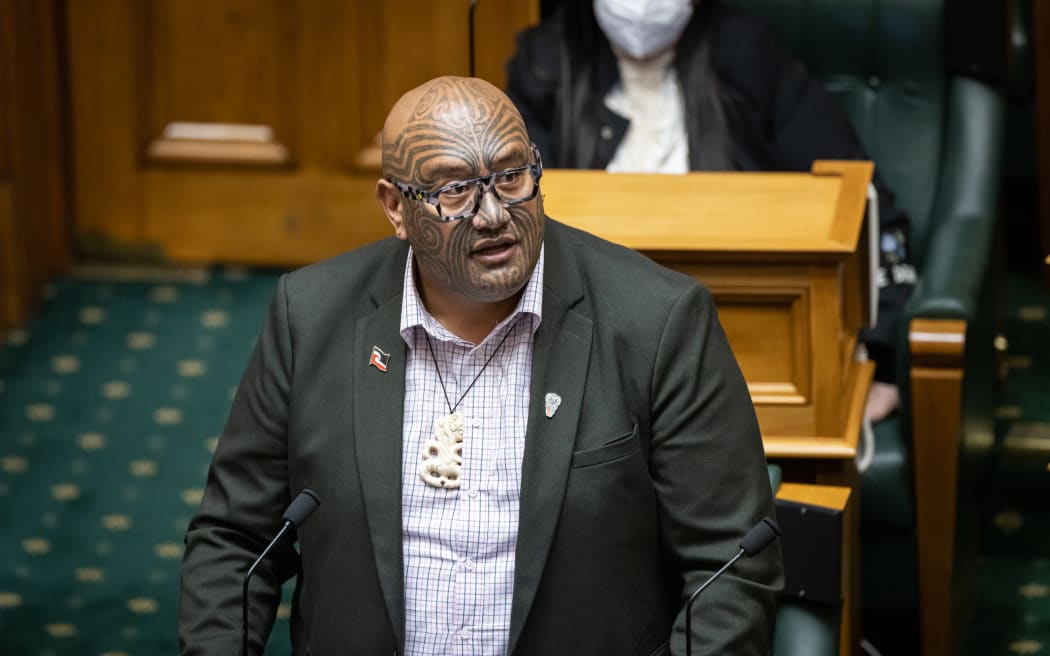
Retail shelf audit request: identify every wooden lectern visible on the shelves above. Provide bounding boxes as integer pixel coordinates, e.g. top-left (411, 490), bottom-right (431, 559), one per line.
top-left (542, 161), bottom-right (875, 465)
top-left (541, 160), bottom-right (875, 656)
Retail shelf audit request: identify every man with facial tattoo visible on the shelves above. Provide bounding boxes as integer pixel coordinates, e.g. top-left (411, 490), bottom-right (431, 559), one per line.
top-left (179, 76), bottom-right (782, 656)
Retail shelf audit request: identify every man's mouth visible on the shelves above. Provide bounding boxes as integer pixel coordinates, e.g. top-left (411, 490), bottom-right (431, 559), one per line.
top-left (472, 237), bottom-right (515, 255)
top-left (471, 237), bottom-right (517, 261)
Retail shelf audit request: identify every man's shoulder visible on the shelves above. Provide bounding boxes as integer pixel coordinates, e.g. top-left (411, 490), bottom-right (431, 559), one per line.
top-left (281, 237), bottom-right (404, 307)
top-left (546, 219), bottom-right (706, 302)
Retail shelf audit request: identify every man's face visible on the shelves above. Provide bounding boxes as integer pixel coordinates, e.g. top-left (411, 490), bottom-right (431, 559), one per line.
top-left (382, 78), bottom-right (544, 305)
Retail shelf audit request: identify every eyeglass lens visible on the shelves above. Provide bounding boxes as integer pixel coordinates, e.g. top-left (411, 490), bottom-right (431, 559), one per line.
top-left (437, 168), bottom-right (534, 217)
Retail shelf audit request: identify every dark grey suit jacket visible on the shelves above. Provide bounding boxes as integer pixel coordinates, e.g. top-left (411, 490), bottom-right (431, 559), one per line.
top-left (179, 218), bottom-right (783, 655)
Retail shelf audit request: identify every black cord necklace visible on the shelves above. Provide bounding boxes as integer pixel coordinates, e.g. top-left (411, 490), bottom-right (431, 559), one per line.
top-left (424, 326), bottom-right (514, 415)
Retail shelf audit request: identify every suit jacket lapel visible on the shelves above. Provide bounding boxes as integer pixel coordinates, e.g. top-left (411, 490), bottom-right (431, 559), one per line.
top-left (347, 226), bottom-right (592, 652)
top-left (509, 221), bottom-right (593, 653)
top-left (352, 255), bottom-right (408, 649)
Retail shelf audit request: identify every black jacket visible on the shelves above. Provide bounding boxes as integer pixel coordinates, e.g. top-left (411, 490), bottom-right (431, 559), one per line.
top-left (507, 2), bottom-right (915, 381)
top-left (179, 219), bottom-right (782, 655)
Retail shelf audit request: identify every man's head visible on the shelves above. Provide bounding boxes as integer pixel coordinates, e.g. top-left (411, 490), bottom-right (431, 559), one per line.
top-left (376, 76), bottom-right (544, 308)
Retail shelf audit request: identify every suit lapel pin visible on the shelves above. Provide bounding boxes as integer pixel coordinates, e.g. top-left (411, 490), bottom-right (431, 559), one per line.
top-left (369, 345), bottom-right (390, 372)
top-left (544, 392), bottom-right (562, 418)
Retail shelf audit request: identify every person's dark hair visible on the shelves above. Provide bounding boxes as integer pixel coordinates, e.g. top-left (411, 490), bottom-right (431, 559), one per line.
top-left (551, 1), bottom-right (602, 167)
top-left (553, 0), bottom-right (736, 170)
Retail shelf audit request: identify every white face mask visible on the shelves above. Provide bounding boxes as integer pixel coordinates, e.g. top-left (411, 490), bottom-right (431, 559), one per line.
top-left (594, 0), bottom-right (694, 60)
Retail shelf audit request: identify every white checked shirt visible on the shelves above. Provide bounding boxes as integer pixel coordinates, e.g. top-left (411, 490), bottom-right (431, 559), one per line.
top-left (399, 246), bottom-right (544, 656)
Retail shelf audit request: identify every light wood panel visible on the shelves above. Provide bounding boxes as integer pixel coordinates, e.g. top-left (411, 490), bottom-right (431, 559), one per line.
top-left (65, 0), bottom-right (540, 265)
top-left (716, 288), bottom-right (811, 404)
top-left (540, 170), bottom-right (852, 253)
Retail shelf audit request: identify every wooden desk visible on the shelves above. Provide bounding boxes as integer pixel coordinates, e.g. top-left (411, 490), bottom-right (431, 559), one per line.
top-left (542, 161), bottom-right (875, 466)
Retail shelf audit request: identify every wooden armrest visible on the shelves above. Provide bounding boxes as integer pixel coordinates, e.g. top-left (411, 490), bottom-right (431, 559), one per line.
top-left (910, 318), bottom-right (967, 367)
top-left (777, 482), bottom-right (851, 511)
top-left (908, 317), bottom-right (967, 656)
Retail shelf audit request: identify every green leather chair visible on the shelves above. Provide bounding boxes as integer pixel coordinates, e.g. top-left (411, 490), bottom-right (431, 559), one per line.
top-left (728, 1), bottom-right (1006, 654)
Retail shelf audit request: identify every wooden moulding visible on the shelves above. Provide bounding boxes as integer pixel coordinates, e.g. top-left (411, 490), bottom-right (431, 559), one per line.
top-left (146, 122), bottom-right (290, 166)
top-left (352, 133), bottom-right (383, 173)
top-left (908, 317), bottom-right (967, 656)
top-left (812, 160), bottom-right (873, 251)
top-left (137, 0), bottom-right (297, 168)
top-left (691, 274), bottom-right (813, 406)
top-left (541, 161), bottom-right (872, 256)
top-left (762, 359), bottom-right (873, 459)
top-left (146, 139), bottom-right (290, 165)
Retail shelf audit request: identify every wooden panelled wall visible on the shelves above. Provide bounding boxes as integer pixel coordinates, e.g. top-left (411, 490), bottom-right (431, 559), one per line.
top-left (0, 0), bottom-right (71, 335)
top-left (65, 0), bottom-right (539, 267)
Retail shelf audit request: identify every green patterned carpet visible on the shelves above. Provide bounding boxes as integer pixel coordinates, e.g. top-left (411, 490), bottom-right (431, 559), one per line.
top-left (1, 266), bottom-right (1049, 655)
top-left (960, 272), bottom-right (1050, 656)
top-left (0, 268), bottom-right (293, 655)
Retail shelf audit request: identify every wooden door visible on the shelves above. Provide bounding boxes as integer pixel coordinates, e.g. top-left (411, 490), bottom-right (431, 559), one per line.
top-left (1, 0), bottom-right (70, 333)
top-left (66, 0), bottom-right (538, 266)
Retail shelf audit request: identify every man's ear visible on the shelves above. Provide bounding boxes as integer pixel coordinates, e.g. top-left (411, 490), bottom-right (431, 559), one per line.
top-left (376, 179), bottom-right (407, 239)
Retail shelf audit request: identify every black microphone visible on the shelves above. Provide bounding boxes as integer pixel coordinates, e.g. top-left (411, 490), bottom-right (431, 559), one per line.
top-left (684, 518), bottom-right (781, 656)
top-left (468, 0), bottom-right (479, 77)
top-left (241, 489), bottom-right (321, 656)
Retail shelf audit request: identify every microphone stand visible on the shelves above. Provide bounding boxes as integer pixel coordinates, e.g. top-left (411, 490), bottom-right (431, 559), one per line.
top-left (242, 522), bottom-right (295, 656)
top-left (241, 489), bottom-right (320, 656)
top-left (684, 549), bottom-right (745, 656)
top-left (683, 518), bottom-right (780, 656)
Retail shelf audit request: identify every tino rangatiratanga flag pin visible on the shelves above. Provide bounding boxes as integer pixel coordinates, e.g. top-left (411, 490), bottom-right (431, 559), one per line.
top-left (369, 345), bottom-right (390, 372)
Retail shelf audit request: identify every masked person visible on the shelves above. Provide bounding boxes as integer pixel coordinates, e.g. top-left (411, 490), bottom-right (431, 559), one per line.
top-left (507, 0), bottom-right (917, 422)
top-left (179, 76), bottom-right (783, 655)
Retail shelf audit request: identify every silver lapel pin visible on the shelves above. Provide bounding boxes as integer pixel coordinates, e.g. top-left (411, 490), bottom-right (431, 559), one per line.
top-left (544, 392), bottom-right (562, 418)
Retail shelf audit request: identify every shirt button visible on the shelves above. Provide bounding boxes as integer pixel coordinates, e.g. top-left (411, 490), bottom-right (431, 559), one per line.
top-left (460, 628), bottom-right (472, 639)
top-left (468, 488), bottom-right (479, 498)
top-left (471, 417), bottom-right (481, 428)
top-left (600, 125), bottom-right (614, 140)
top-left (463, 557), bottom-right (475, 570)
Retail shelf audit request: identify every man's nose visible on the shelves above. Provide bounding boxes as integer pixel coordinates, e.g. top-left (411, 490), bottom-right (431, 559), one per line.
top-left (471, 184), bottom-right (509, 230)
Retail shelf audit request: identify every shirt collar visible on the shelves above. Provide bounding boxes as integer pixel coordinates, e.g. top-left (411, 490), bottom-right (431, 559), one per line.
top-left (399, 244), bottom-right (545, 347)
